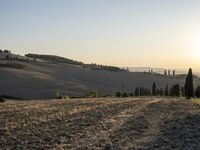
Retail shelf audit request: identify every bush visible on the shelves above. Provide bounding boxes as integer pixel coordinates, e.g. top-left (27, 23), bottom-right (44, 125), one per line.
top-left (122, 92), bottom-right (128, 97)
top-left (116, 92), bottom-right (121, 97)
top-left (195, 86), bottom-right (200, 98)
top-left (55, 91), bottom-right (67, 99)
top-left (0, 97), bottom-right (5, 103)
top-left (129, 92), bottom-right (134, 97)
top-left (170, 84), bottom-right (180, 97)
top-left (88, 91), bottom-right (101, 98)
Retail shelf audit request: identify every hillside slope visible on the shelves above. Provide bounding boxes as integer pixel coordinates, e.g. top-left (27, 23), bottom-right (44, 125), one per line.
top-left (0, 60), bottom-right (200, 99)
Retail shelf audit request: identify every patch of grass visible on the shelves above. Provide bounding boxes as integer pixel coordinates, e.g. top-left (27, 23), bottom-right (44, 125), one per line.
top-left (192, 98), bottom-right (200, 104)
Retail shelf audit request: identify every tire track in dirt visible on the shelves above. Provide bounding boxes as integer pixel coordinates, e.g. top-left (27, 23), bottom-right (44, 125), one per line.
top-left (1, 98), bottom-right (200, 149)
top-left (105, 99), bottom-right (172, 150)
top-left (73, 99), bottom-right (160, 150)
top-left (0, 99), bottom-right (137, 149)
top-left (53, 99), bottom-right (138, 149)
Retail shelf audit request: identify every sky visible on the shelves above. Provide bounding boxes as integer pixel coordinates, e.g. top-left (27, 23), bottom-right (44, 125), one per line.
top-left (1, 0), bottom-right (200, 69)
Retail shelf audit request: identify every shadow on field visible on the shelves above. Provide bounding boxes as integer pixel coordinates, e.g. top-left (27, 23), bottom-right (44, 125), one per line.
top-left (138, 113), bottom-right (200, 150)
top-left (108, 115), bottom-right (149, 149)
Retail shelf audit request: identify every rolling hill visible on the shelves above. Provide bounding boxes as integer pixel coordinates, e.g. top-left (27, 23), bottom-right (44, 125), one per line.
top-left (0, 58), bottom-right (200, 99)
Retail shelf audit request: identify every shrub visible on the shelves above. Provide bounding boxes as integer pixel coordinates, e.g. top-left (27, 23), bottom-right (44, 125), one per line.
top-left (88, 91), bottom-right (101, 98)
top-left (122, 92), bottom-right (128, 97)
top-left (195, 86), bottom-right (200, 98)
top-left (157, 88), bottom-right (164, 96)
top-left (129, 92), bottom-right (134, 97)
top-left (0, 97), bottom-right (5, 103)
top-left (116, 92), bottom-right (121, 97)
top-left (170, 84), bottom-right (180, 97)
top-left (55, 91), bottom-right (65, 99)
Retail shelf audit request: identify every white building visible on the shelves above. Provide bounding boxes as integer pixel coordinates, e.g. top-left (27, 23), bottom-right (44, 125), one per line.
top-left (0, 50), bottom-right (12, 59)
top-left (0, 49), bottom-right (45, 62)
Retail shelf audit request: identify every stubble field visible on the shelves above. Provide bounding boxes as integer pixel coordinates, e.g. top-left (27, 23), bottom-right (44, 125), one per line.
top-left (0, 98), bottom-right (200, 150)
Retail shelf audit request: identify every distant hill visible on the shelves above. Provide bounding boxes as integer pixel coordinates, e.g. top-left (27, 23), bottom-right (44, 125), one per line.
top-left (26, 53), bottom-right (125, 72)
top-left (127, 67), bottom-right (200, 76)
top-left (1, 60), bottom-right (200, 99)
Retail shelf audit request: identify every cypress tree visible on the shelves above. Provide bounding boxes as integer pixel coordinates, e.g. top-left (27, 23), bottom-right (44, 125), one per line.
top-left (184, 68), bottom-right (194, 99)
top-left (164, 85), bottom-right (169, 96)
top-left (135, 87), bottom-right (140, 97)
top-left (152, 82), bottom-right (157, 96)
top-left (160, 88), bottom-right (164, 96)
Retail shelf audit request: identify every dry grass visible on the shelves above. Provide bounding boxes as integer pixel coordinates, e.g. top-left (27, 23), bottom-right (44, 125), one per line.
top-left (192, 98), bottom-right (200, 104)
top-left (0, 98), bottom-right (200, 149)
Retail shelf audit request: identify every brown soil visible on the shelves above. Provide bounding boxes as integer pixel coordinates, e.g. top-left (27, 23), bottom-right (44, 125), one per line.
top-left (0, 98), bottom-right (200, 150)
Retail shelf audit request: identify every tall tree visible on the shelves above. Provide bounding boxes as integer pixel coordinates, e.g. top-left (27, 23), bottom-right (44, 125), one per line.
top-left (135, 87), bottom-right (140, 97)
top-left (164, 85), bottom-right (169, 96)
top-left (184, 68), bottom-right (194, 99)
top-left (152, 82), bottom-right (157, 96)
top-left (168, 70), bottom-right (170, 76)
top-left (164, 70), bottom-right (167, 76)
top-left (173, 70), bottom-right (176, 76)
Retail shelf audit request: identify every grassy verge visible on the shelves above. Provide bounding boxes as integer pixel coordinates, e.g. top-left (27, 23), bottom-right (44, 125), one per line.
top-left (192, 98), bottom-right (200, 104)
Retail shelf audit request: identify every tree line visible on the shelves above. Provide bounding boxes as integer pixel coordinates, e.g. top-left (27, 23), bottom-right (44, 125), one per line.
top-left (116, 68), bottom-right (199, 99)
top-left (26, 54), bottom-right (127, 72)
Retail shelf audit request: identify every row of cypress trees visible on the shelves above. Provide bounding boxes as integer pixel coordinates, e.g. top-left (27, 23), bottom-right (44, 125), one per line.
top-left (116, 68), bottom-right (196, 99)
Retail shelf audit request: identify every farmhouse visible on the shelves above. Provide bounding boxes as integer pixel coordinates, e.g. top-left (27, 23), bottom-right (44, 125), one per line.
top-left (0, 50), bottom-right (12, 59)
top-left (0, 49), bottom-right (35, 61)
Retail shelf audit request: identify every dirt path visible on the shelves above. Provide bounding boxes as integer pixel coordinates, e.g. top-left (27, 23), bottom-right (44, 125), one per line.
top-left (0, 98), bottom-right (200, 150)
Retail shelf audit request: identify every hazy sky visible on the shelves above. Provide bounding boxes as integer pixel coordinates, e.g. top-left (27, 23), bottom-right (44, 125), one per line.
top-left (1, 0), bottom-right (200, 68)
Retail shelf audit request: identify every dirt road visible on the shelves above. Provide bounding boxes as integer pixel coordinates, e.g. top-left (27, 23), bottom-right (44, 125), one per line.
top-left (0, 98), bottom-right (200, 149)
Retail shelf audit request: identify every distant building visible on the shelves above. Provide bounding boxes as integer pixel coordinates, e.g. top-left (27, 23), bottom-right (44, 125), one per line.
top-left (0, 49), bottom-right (45, 62)
top-left (0, 50), bottom-right (12, 59)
